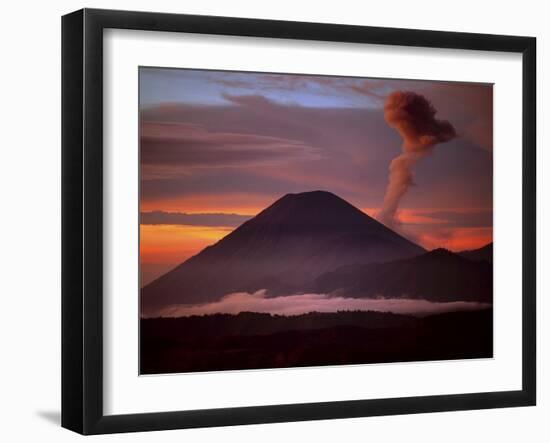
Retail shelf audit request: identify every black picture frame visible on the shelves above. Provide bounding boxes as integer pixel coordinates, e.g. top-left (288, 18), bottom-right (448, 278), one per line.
top-left (62, 8), bottom-right (536, 435)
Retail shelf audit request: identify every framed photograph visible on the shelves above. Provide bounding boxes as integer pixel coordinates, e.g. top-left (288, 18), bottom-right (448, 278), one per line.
top-left (62, 8), bottom-right (536, 435)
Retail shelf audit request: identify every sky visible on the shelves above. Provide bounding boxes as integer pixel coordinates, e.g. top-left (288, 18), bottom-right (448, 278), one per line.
top-left (139, 67), bottom-right (493, 286)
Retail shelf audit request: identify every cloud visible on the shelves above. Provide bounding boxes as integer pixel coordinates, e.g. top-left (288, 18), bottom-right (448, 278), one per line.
top-left (151, 289), bottom-right (491, 318)
top-left (348, 79), bottom-right (389, 101)
top-left (140, 211), bottom-right (251, 227)
top-left (212, 72), bottom-right (327, 92)
top-left (211, 73), bottom-right (386, 106)
top-left (141, 121), bottom-right (320, 168)
top-left (399, 208), bottom-right (493, 228)
top-left (221, 93), bottom-right (275, 108)
top-left (383, 207), bottom-right (493, 251)
top-left (413, 227), bottom-right (493, 252)
top-left (140, 99), bottom-right (398, 206)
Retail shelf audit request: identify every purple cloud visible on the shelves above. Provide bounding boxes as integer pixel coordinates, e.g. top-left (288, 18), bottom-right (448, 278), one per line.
top-left (141, 211), bottom-right (251, 227)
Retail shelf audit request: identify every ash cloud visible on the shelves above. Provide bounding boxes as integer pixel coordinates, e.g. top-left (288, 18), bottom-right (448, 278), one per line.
top-left (379, 91), bottom-right (457, 227)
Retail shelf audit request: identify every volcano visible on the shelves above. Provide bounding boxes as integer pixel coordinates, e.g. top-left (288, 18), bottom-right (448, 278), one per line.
top-left (141, 191), bottom-right (425, 316)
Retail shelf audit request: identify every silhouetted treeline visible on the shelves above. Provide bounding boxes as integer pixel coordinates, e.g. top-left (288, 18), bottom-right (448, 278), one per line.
top-left (142, 310), bottom-right (419, 339)
top-left (140, 309), bottom-right (493, 374)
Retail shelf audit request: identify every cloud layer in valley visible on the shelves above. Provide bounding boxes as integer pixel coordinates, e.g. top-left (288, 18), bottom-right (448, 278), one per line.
top-left (151, 289), bottom-right (491, 318)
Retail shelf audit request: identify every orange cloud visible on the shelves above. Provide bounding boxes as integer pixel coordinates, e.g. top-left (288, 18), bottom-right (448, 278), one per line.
top-left (140, 224), bottom-right (232, 265)
top-left (415, 227), bottom-right (492, 251)
top-left (140, 192), bottom-right (267, 215)
top-left (363, 206), bottom-right (492, 251)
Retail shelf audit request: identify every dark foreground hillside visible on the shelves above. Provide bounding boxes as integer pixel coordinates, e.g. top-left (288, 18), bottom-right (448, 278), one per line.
top-left (140, 309), bottom-right (493, 374)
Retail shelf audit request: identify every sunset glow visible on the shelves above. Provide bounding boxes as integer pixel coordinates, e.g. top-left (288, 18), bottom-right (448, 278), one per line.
top-left (140, 224), bottom-right (232, 285)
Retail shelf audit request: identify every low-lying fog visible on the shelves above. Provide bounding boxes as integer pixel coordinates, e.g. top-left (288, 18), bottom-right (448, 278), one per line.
top-left (149, 289), bottom-right (491, 318)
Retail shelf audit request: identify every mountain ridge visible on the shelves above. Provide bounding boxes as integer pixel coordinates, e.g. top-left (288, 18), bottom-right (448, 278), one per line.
top-left (312, 247), bottom-right (492, 302)
top-left (459, 242), bottom-right (493, 263)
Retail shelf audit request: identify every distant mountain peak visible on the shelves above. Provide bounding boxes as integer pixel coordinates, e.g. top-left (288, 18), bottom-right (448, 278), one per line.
top-left (254, 190), bottom-right (381, 231)
top-left (428, 248), bottom-right (456, 256)
top-left (281, 190), bottom-right (338, 199)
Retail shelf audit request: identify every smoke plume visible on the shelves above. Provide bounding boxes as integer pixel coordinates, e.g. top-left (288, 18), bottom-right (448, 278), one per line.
top-left (379, 91), bottom-right (457, 227)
